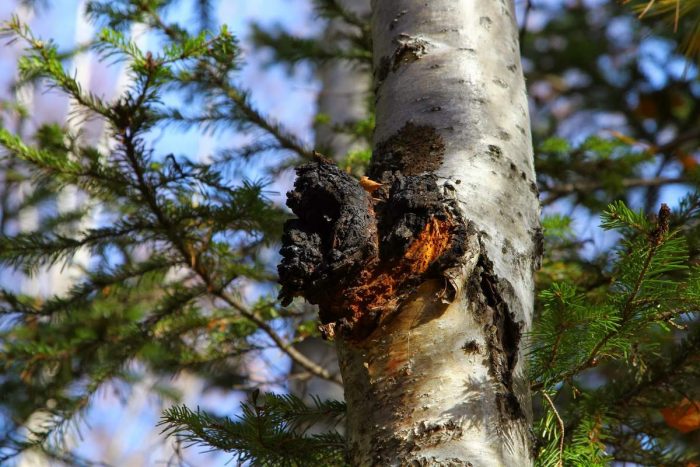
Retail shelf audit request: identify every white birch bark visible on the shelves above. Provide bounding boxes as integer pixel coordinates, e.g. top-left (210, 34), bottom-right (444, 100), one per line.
top-left (337, 1), bottom-right (540, 465)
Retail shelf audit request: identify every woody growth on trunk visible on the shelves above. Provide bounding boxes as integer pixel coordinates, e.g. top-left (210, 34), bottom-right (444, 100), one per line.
top-left (279, 1), bottom-right (541, 465)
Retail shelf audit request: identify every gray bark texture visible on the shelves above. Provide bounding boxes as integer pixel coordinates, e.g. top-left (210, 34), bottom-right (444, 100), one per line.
top-left (279, 1), bottom-right (540, 465)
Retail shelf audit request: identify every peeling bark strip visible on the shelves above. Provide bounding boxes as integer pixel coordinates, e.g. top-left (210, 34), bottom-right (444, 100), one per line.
top-left (278, 159), bottom-right (470, 340)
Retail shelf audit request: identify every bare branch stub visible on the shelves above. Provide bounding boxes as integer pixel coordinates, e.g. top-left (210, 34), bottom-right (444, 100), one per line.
top-left (278, 160), bottom-right (470, 341)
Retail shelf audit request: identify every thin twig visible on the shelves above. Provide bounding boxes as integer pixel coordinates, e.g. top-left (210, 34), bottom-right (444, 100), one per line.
top-left (542, 392), bottom-right (565, 467)
top-left (542, 176), bottom-right (686, 206)
top-left (216, 290), bottom-right (343, 386)
top-left (221, 84), bottom-right (315, 160)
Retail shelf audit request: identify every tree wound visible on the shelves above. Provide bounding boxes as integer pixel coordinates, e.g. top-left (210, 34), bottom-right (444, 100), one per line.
top-left (278, 160), bottom-right (469, 341)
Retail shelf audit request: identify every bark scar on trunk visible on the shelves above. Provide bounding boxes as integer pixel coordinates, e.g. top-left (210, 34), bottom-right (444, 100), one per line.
top-left (469, 244), bottom-right (526, 423)
top-left (392, 34), bottom-right (428, 71)
top-left (278, 158), bottom-right (470, 341)
top-left (375, 35), bottom-right (428, 88)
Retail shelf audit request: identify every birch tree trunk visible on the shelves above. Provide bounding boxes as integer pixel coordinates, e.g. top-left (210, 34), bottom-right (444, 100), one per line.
top-left (279, 0), bottom-right (540, 465)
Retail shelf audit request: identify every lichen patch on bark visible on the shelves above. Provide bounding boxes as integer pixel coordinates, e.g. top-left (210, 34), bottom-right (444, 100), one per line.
top-left (278, 160), bottom-right (468, 341)
top-left (369, 123), bottom-right (445, 180)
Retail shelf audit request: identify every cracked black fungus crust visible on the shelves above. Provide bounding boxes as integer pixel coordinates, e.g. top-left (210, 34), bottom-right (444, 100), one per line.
top-left (278, 159), bottom-right (377, 312)
top-left (278, 160), bottom-right (469, 340)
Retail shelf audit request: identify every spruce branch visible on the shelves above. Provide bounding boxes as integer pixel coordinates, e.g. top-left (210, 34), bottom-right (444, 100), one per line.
top-left (158, 393), bottom-right (347, 465)
top-left (109, 71), bottom-right (338, 383)
top-left (531, 202), bottom-right (691, 392)
top-left (140, 6), bottom-right (316, 161)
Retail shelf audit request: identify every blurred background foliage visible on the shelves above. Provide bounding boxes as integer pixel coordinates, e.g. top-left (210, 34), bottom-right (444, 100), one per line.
top-left (0, 0), bottom-right (699, 465)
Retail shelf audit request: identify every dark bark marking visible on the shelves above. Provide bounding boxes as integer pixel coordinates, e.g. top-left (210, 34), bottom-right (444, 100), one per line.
top-left (377, 56), bottom-right (391, 83)
top-left (529, 181), bottom-right (539, 197)
top-left (369, 122), bottom-right (445, 180)
top-left (375, 35), bottom-right (428, 93)
top-left (389, 9), bottom-right (407, 31)
top-left (467, 243), bottom-right (525, 423)
top-left (461, 340), bottom-right (481, 354)
top-left (412, 419), bottom-right (463, 448)
top-left (409, 459), bottom-right (472, 467)
top-left (501, 238), bottom-right (513, 255)
top-left (278, 160), bottom-right (469, 341)
top-left (487, 145), bottom-right (502, 159)
top-left (532, 227), bottom-right (544, 270)
top-left (372, 420), bottom-right (466, 466)
top-left (375, 33), bottom-right (426, 94)
top-left (392, 35), bottom-right (428, 72)
top-left (498, 129), bottom-right (512, 141)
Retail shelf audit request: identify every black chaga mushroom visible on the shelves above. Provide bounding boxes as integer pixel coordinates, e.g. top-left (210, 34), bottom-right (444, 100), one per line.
top-left (277, 160), bottom-right (378, 311)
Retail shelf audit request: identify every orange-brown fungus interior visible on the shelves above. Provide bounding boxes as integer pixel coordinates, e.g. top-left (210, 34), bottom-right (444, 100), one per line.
top-left (344, 216), bottom-right (454, 323)
top-left (403, 217), bottom-right (452, 274)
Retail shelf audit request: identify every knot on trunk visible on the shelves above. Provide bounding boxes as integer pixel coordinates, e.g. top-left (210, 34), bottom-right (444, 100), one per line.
top-left (278, 160), bottom-right (470, 340)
